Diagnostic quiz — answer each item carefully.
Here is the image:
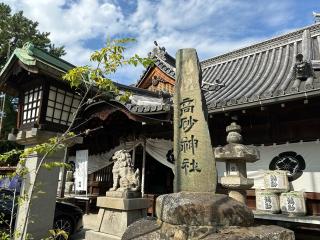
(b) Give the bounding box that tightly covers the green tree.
[0,2,66,68]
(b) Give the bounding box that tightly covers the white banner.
[74,150,88,192]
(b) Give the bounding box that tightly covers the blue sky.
[3,0,320,85]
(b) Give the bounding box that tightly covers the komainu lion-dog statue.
[109,149,140,192]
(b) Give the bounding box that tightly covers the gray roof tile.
[202,23,320,111]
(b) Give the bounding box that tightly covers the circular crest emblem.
[269,151,305,181]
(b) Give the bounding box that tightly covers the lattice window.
[45,86,81,125]
[22,87,42,124]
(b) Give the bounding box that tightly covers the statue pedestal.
[86,196,149,240]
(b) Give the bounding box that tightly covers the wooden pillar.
[141,138,146,197]
[132,137,136,166]
[58,147,68,198]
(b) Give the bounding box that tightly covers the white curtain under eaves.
[69,138,174,175]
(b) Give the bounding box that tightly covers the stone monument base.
[123,218,295,240]
[86,196,150,240]
[122,192,294,240]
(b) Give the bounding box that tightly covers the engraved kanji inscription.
[181,158,201,175]
[180,135,199,154]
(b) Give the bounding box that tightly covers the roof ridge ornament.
[148,41,167,61]
[22,42,35,56]
[293,53,314,81]
[313,11,320,23]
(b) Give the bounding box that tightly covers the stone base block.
[86,230,120,240]
[106,190,142,198]
[93,197,149,238]
[97,196,149,210]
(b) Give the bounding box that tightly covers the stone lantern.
[214,122,259,204]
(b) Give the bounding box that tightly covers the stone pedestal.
[86,197,149,240]
[123,219,295,240]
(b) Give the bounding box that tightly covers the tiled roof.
[125,103,171,114]
[85,88,172,116]
[137,43,176,86]
[201,23,320,111]
[115,83,172,114]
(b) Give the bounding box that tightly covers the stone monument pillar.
[174,48,216,192]
[86,150,149,240]
[214,122,259,204]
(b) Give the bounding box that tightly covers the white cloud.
[3,0,302,84]
[3,0,125,65]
